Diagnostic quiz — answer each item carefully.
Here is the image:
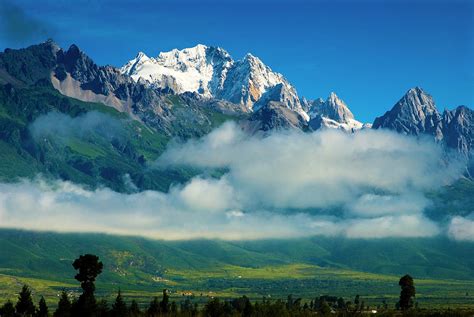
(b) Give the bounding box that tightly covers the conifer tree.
[160,289,170,313]
[128,300,141,317]
[96,299,110,317]
[54,291,71,317]
[0,300,15,317]
[111,290,128,317]
[36,296,49,317]
[15,285,36,317]
[147,297,160,317]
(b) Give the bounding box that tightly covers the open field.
[1,263,473,309]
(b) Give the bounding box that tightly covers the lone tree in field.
[398,274,416,310]
[15,285,36,317]
[71,254,103,317]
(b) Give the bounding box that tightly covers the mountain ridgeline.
[373,87,473,157]
[0,40,473,192]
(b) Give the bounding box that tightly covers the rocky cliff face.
[442,106,474,156]
[248,101,308,132]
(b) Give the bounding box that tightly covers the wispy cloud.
[29,111,124,140]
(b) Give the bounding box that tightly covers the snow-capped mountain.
[121,44,233,98]
[307,92,369,131]
[121,44,306,118]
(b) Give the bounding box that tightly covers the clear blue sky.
[1,0,473,122]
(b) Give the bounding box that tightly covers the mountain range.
[0,41,473,304]
[0,40,472,190]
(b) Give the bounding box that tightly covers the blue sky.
[0,0,473,122]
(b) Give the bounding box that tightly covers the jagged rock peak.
[309,92,354,123]
[372,87,443,137]
[401,86,438,114]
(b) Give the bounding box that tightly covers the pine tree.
[147,297,160,317]
[54,291,71,317]
[128,300,141,317]
[170,301,178,315]
[111,290,128,317]
[15,285,36,317]
[96,299,110,317]
[160,289,170,313]
[0,300,15,317]
[36,296,49,317]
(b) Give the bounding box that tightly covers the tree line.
[0,254,471,317]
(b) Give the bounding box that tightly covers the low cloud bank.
[0,178,441,240]
[0,121,468,240]
[157,122,461,213]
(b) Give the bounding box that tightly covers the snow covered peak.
[309,92,354,122]
[308,92,368,132]
[157,44,210,69]
[243,52,260,62]
[121,44,233,97]
[136,51,149,60]
[121,44,305,115]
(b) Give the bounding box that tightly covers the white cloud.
[157,121,461,212]
[344,215,440,238]
[448,215,474,241]
[0,121,467,240]
[0,179,332,240]
[29,111,124,140]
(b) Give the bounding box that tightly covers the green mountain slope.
[0,82,198,192]
[1,230,473,282]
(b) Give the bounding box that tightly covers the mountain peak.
[310,92,354,122]
[399,86,438,114]
[407,86,426,94]
[242,53,265,66]
[135,51,149,60]
[121,45,301,112]
[244,52,256,59]
[67,44,82,54]
[158,44,208,61]
[373,87,442,136]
